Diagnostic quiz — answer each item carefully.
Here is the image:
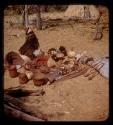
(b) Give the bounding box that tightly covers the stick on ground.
[4,104,44,121]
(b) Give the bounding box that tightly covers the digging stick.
[4,104,44,121]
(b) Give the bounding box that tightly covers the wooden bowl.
[33,78,48,86]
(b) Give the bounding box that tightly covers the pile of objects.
[4,27,109,86]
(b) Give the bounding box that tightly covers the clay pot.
[35,55,49,62]
[33,71,48,86]
[39,66,50,73]
[18,73,29,84]
[33,78,48,86]
[46,74,55,83]
[9,65,18,78]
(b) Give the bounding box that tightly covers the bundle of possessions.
[4,27,109,121]
[4,27,109,87]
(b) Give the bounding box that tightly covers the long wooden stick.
[55,66,89,83]
[4,88,45,97]
[4,104,44,121]
[4,94,48,121]
[88,63,104,80]
[84,62,104,79]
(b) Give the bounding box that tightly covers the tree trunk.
[84,5,90,20]
[22,8,25,26]
[25,5,29,28]
[36,5,42,30]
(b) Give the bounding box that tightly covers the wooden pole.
[4,104,44,121]
[36,5,42,30]
[25,5,29,28]
[4,94,47,121]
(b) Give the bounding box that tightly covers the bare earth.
[4,12,109,121]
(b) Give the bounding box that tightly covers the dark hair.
[59,46,67,56]
[48,48,56,54]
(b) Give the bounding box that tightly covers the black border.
[1,0,112,124]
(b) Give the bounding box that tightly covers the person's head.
[25,26,34,35]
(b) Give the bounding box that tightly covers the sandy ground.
[4,12,109,121]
